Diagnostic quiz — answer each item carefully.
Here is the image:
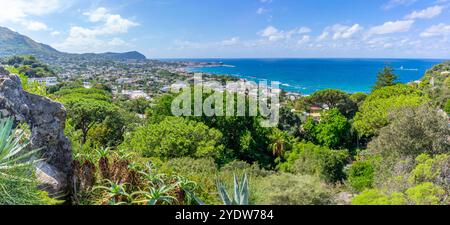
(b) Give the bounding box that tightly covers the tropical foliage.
[3,57,450,206]
[0,118,57,205]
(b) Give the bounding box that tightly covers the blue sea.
[179,58,446,95]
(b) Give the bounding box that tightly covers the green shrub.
[444,99,450,114]
[405,182,446,205]
[121,117,224,159]
[408,153,450,186]
[278,142,349,183]
[353,154,450,205]
[351,189,406,205]
[154,158,272,205]
[368,105,450,160]
[353,84,427,137]
[302,109,352,149]
[347,160,374,192]
[254,173,333,205]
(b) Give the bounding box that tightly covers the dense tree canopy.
[419,62,450,108]
[353,84,428,138]
[55,87,126,146]
[303,109,352,149]
[278,142,349,183]
[278,106,302,136]
[306,89,357,118]
[63,99,121,144]
[349,92,367,108]
[373,66,398,91]
[147,92,275,167]
[352,153,450,205]
[2,55,56,78]
[5,56,448,206]
[121,117,224,159]
[368,105,450,159]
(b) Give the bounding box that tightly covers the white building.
[28,77,58,87]
[122,90,151,100]
[83,82,92,89]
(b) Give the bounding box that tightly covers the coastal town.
[7,55,449,123]
[14,56,303,105]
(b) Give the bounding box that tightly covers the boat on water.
[398,66,419,71]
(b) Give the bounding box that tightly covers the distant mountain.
[0,26,146,61]
[0,27,62,58]
[79,51,147,61]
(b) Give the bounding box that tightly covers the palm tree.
[268,129,294,157]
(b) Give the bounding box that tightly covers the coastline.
[181,65,309,97]
[176,58,446,95]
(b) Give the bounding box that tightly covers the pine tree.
[373,66,398,91]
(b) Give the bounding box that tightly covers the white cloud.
[329,24,363,40]
[405,5,444,20]
[84,7,109,23]
[82,7,139,35]
[367,20,414,36]
[221,37,240,46]
[0,0,65,31]
[55,7,138,53]
[297,27,312,34]
[257,8,267,15]
[108,37,127,46]
[258,26,311,42]
[297,35,311,45]
[259,26,287,41]
[315,24,362,42]
[23,21,48,31]
[382,0,417,10]
[0,0,63,22]
[50,31,61,36]
[317,31,329,41]
[420,23,450,37]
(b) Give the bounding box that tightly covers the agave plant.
[0,118,41,181]
[96,147,110,179]
[174,176,205,205]
[0,117,55,205]
[96,147,110,159]
[115,148,133,160]
[93,180,131,205]
[216,173,249,205]
[132,185,176,205]
[138,162,165,186]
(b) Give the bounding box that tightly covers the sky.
[0,0,450,59]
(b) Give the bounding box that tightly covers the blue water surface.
[173,58,446,94]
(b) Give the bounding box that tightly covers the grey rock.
[0,66,73,195]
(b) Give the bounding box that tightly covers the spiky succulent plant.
[216,173,249,205]
[0,117,56,205]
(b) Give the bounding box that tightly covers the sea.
[177,58,446,95]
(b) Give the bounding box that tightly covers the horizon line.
[153,57,450,61]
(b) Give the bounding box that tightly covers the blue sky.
[0,0,449,58]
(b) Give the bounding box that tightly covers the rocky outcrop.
[0,66,72,195]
